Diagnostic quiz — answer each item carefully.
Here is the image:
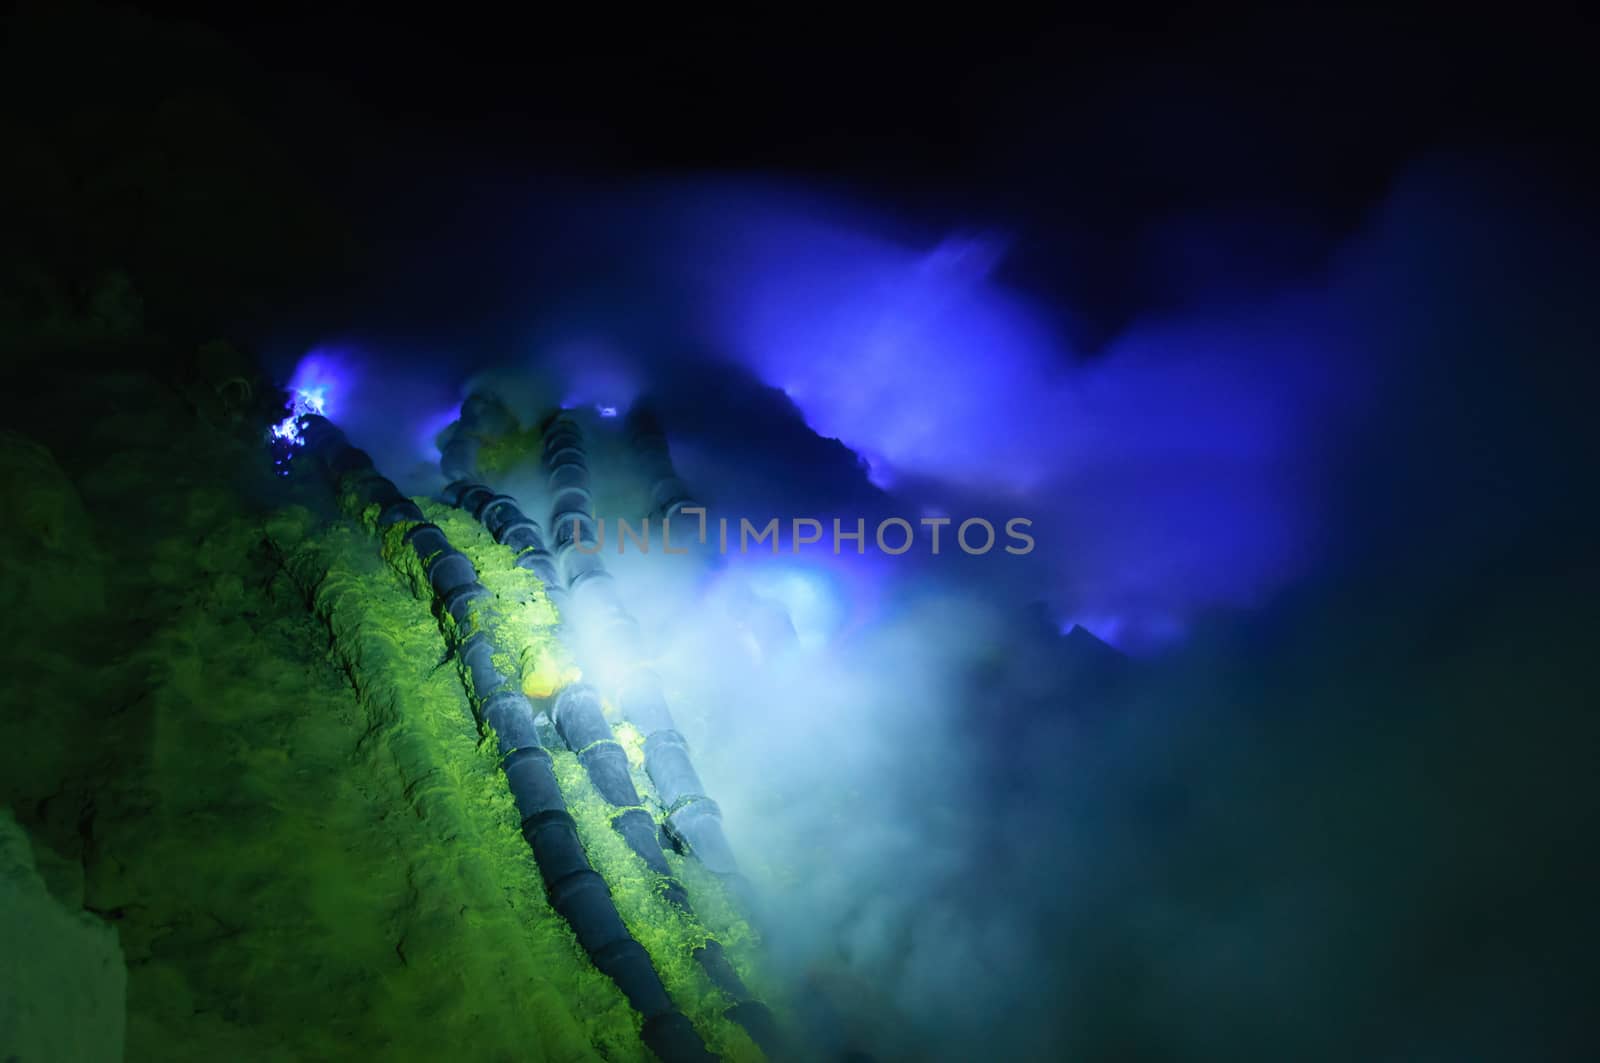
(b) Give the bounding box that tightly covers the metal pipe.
[623,404,698,520]
[441,398,781,1056]
[440,477,682,897]
[538,413,746,881]
[297,413,716,1063]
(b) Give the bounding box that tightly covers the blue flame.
[285,350,351,415]
[268,387,329,475]
[268,349,353,474]
[640,186,1387,651]
[271,387,327,446]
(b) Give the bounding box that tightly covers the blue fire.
[271,387,327,446]
[634,184,1385,651]
[268,387,329,474]
[268,349,352,473]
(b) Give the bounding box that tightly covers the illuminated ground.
[0,372,762,1061]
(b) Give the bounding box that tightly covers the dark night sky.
[98,4,1598,341]
[157,7,1585,178]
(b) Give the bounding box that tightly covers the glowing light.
[285,348,352,420]
[597,405,618,418]
[270,386,327,448]
[268,348,354,469]
[858,451,895,489]
[416,406,461,461]
[546,338,643,412]
[1056,613,1186,656]
[663,191,1368,646]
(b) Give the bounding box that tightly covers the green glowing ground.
[359,494,772,1062]
[0,373,768,1060]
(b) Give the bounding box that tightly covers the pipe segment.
[623,404,698,520]
[544,686,770,1047]
[440,478,569,620]
[585,404,877,1063]
[296,413,716,1063]
[537,414,747,881]
[442,399,782,1056]
[543,417,612,595]
[435,476,686,889]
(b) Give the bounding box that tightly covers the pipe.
[617,409,889,1063]
[296,414,716,1063]
[441,399,782,1056]
[538,413,748,883]
[618,408,890,1063]
[440,478,681,896]
[623,404,698,520]
[442,478,570,620]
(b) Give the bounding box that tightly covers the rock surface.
[0,807,127,1062]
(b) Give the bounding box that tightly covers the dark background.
[7,2,1594,356]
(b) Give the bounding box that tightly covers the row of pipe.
[441,480,677,881]
[440,397,780,1054]
[295,413,718,1063]
[609,408,887,1063]
[537,411,745,880]
[450,394,889,1063]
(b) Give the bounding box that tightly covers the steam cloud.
[264,155,1594,1060]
